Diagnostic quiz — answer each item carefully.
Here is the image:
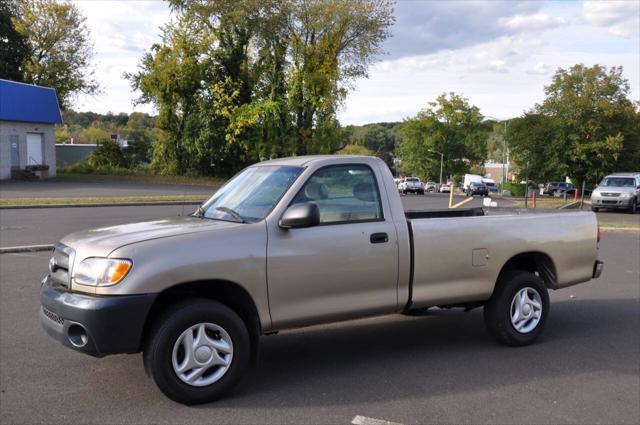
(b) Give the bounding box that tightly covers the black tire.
[591,206,599,212]
[629,199,637,214]
[419,190,425,195]
[483,271,549,346]
[144,299,251,405]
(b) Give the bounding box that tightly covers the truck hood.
[60,216,243,256]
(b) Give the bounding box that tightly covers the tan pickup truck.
[40,155,603,404]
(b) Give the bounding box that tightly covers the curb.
[0,201,203,210]
[0,244,54,254]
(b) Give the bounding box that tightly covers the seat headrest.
[353,182,376,202]
[305,182,329,200]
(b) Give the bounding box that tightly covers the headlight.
[73,257,132,287]
[619,192,632,199]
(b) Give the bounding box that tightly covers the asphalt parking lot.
[0,231,638,424]
[1,184,639,423]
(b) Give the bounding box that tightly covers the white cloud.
[500,13,568,32]
[582,0,640,38]
[527,62,551,75]
[71,0,172,113]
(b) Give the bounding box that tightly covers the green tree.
[288,0,394,155]
[80,126,111,144]
[131,0,393,176]
[397,93,488,181]
[14,0,98,108]
[505,114,567,184]
[0,0,28,81]
[128,13,206,174]
[511,64,639,185]
[87,140,126,168]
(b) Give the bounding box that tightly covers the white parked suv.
[398,177,424,195]
[591,172,640,213]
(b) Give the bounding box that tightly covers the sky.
[72,0,640,125]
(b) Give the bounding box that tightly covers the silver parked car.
[591,173,640,213]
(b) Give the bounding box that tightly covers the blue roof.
[0,79,63,124]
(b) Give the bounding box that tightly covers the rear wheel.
[144,299,250,405]
[484,271,549,346]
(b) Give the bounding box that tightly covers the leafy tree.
[14,0,98,108]
[504,114,567,184]
[129,13,206,174]
[397,93,488,182]
[87,140,126,168]
[287,0,394,155]
[509,64,639,185]
[0,0,28,81]
[80,126,111,144]
[130,0,394,175]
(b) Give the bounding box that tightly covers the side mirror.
[279,203,320,229]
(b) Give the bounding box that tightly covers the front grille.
[42,307,64,325]
[602,193,620,197]
[49,244,74,289]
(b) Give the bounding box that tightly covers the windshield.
[599,177,636,188]
[198,165,302,223]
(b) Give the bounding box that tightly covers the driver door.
[266,164,399,329]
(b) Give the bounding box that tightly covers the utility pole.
[429,149,444,185]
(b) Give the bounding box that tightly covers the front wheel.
[591,206,599,212]
[144,299,250,405]
[629,199,637,214]
[484,271,549,346]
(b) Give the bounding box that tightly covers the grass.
[501,197,579,209]
[57,172,225,187]
[0,195,208,207]
[599,222,640,230]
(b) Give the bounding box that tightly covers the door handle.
[370,232,389,244]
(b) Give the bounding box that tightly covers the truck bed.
[404,208,598,308]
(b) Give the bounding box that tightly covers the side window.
[292,164,383,224]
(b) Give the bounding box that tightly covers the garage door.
[26,133,44,165]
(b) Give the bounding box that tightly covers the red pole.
[532,191,537,208]
[574,187,579,201]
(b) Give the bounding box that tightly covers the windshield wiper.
[215,206,246,223]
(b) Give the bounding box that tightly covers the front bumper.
[40,276,157,357]
[591,196,634,209]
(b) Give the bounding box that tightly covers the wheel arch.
[141,279,263,362]
[495,251,557,291]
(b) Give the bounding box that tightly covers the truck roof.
[255,155,380,167]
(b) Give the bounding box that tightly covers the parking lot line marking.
[352,415,403,425]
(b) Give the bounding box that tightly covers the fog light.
[67,324,88,347]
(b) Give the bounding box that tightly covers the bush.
[502,182,526,197]
[87,140,126,168]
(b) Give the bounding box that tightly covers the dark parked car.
[467,181,489,196]
[544,182,575,196]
